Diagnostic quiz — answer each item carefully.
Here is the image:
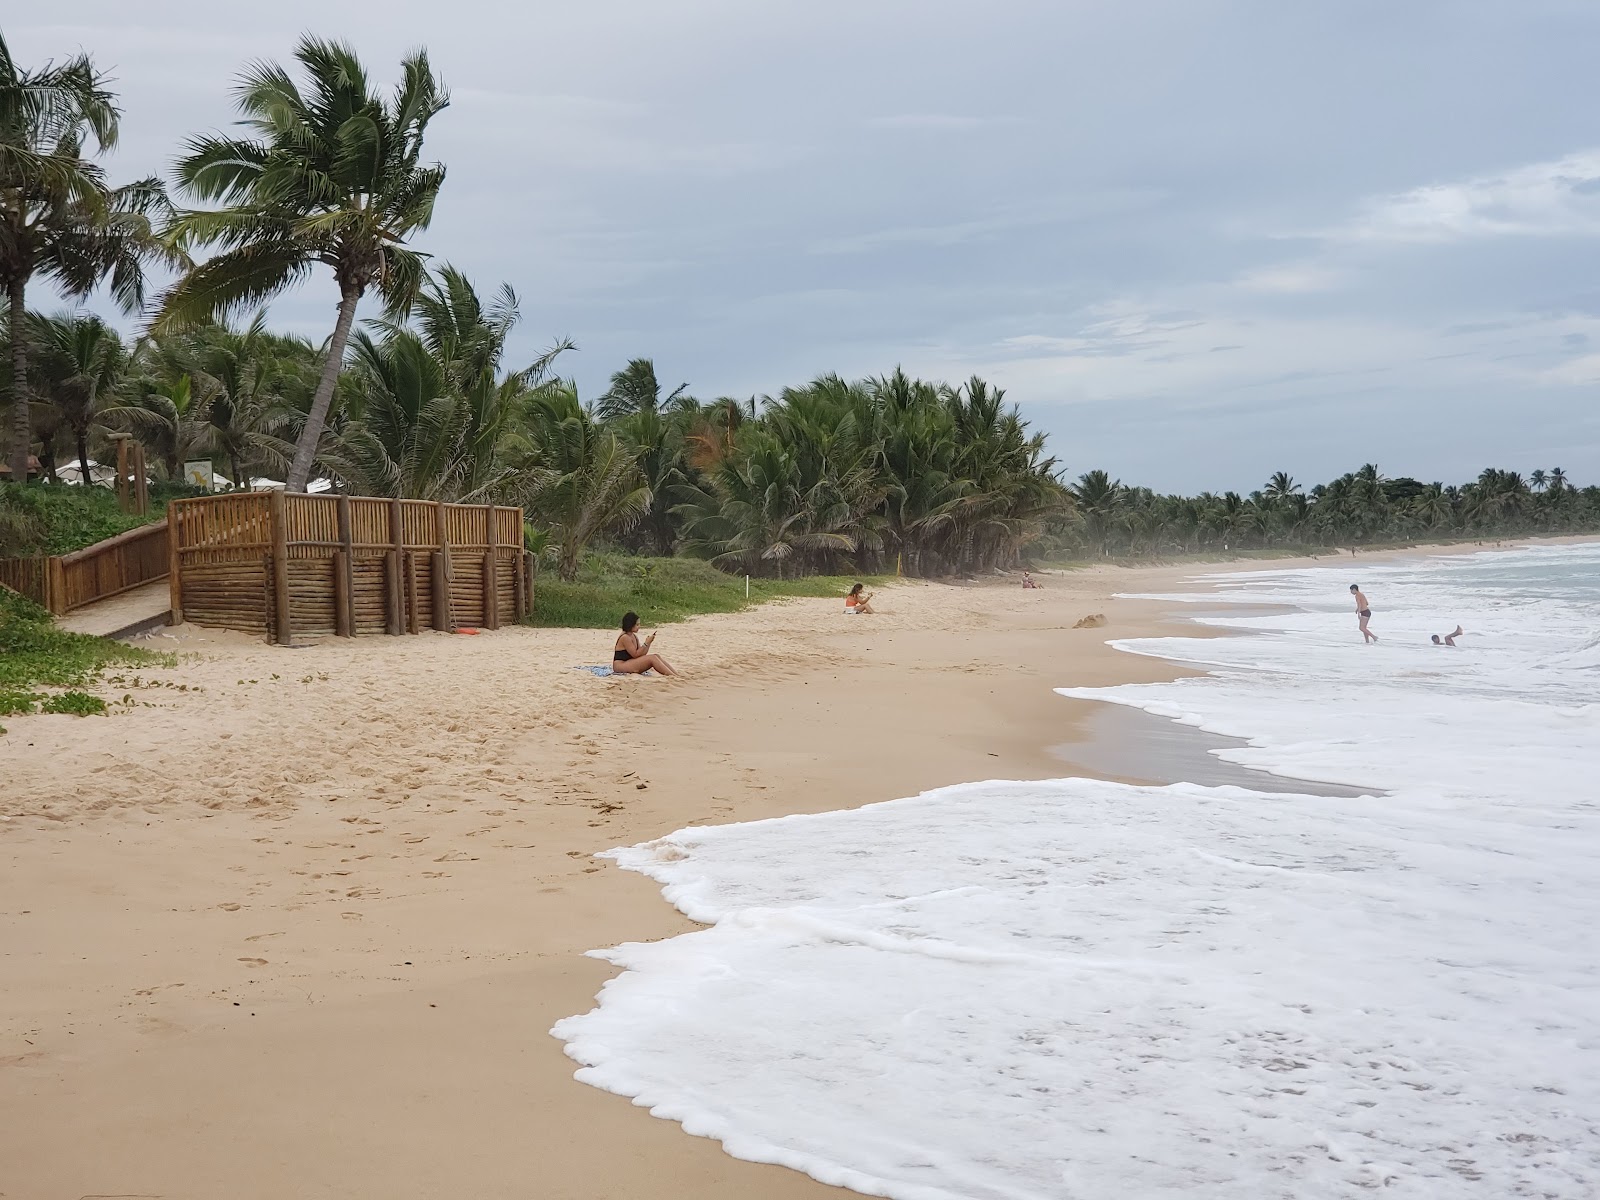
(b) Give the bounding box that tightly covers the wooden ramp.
[58,580,172,640]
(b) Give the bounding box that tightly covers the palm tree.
[1530,468,1548,492]
[1548,467,1567,493]
[1263,471,1299,501]
[522,385,650,580]
[160,36,449,493]
[1,32,171,481]
[331,267,570,501]
[27,311,131,484]
[595,358,688,422]
[1069,469,1123,555]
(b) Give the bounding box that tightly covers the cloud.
[1335,150,1600,243]
[865,114,994,132]
[1234,263,1346,294]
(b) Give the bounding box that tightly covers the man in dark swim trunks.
[1349,584,1377,643]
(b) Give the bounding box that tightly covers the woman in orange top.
[844,583,876,614]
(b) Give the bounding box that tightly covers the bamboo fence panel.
[167,492,531,643]
[0,556,48,607]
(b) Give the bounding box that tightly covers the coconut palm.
[1264,471,1300,501]
[522,385,650,580]
[1069,469,1124,555]
[27,311,132,484]
[159,36,449,493]
[1,33,172,481]
[331,267,571,501]
[595,358,688,422]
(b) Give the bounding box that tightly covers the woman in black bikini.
[613,611,680,676]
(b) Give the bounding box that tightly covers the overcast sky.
[12,0,1600,492]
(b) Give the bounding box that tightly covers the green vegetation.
[529,554,879,629]
[0,481,185,556]
[0,585,168,733]
[1042,464,1599,559]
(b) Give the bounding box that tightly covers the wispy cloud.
[1335,151,1600,243]
[1234,262,1346,294]
[865,113,1000,132]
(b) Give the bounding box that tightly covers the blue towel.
[572,664,616,677]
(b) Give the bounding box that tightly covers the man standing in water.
[1350,583,1377,643]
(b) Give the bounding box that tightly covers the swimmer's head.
[1349,584,1360,592]
[1431,634,1442,644]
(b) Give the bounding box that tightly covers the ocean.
[552,543,1600,1199]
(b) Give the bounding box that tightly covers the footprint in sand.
[218,902,242,911]
[237,957,268,966]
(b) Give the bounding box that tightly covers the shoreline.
[0,539,1572,1198]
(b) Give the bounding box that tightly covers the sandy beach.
[0,544,1567,1199]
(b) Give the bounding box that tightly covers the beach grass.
[528,553,881,628]
[0,586,172,733]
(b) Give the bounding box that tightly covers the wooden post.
[114,436,131,512]
[431,551,451,631]
[512,539,526,622]
[46,556,67,615]
[167,502,183,625]
[406,552,422,635]
[434,500,453,631]
[388,497,406,634]
[483,505,500,630]
[524,550,536,620]
[332,550,352,637]
[335,495,355,637]
[269,488,292,645]
[131,441,149,515]
[384,550,403,635]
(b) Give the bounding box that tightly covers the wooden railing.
[169,492,532,644]
[0,521,169,615]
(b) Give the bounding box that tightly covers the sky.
[12,0,1600,493]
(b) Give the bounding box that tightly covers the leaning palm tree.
[1,32,172,481]
[159,36,449,493]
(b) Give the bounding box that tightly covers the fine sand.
[0,545,1554,1198]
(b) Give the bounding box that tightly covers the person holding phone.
[613,611,680,675]
[845,583,876,614]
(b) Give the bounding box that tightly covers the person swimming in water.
[1349,584,1377,643]
[1431,625,1465,647]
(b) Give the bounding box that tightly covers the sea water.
[552,544,1600,1200]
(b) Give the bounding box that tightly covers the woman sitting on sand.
[845,583,876,615]
[613,612,680,676]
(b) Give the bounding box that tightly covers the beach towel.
[571,664,616,677]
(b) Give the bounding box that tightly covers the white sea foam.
[553,544,1600,1199]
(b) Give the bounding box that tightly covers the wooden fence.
[169,492,532,643]
[0,521,170,615]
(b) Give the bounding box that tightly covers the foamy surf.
[553,544,1600,1199]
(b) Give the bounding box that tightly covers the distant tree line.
[3,33,1595,578]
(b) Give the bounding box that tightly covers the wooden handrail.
[57,520,165,566]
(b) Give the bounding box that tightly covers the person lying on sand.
[845,583,876,614]
[1021,571,1043,589]
[613,611,680,675]
[1431,625,1465,647]
[1350,584,1377,643]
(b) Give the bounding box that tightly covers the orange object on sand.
[457,628,480,635]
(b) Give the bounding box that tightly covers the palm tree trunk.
[8,277,31,483]
[75,427,92,488]
[286,284,361,493]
